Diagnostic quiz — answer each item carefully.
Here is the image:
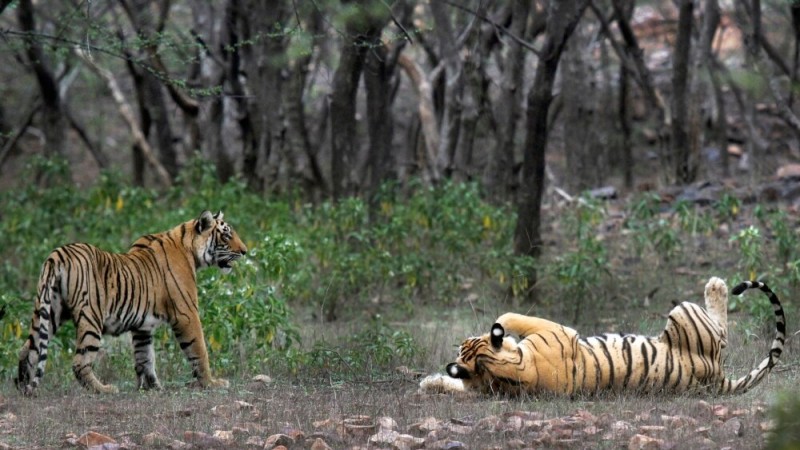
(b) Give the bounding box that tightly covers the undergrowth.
[0,155,794,390]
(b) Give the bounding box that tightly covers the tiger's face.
[446,323,525,393]
[194,210,247,274]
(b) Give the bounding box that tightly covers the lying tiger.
[421,277,785,396]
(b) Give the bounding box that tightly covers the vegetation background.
[0,0,799,448]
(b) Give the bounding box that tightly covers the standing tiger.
[17,210,247,395]
[422,277,785,396]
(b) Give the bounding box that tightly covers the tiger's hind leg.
[72,320,118,394]
[132,329,161,390]
[704,277,728,347]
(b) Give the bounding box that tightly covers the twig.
[441,0,540,56]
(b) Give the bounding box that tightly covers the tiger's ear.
[446,363,471,379]
[213,210,224,221]
[196,210,215,233]
[490,323,504,349]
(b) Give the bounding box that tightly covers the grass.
[0,156,798,448]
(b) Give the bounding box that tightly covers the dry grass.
[1,305,796,449]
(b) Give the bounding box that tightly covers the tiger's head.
[446,323,526,394]
[194,210,247,274]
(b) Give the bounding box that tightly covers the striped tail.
[17,259,58,395]
[719,280,785,394]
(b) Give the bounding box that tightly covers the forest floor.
[0,300,797,450]
[0,354,796,449]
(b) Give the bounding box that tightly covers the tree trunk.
[429,1,464,178]
[489,0,530,201]
[514,0,589,270]
[672,0,694,184]
[121,0,179,180]
[329,1,387,200]
[563,19,598,193]
[17,0,66,158]
[364,42,395,205]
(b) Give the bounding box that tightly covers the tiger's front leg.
[132,329,161,390]
[495,313,575,339]
[172,316,228,389]
[73,320,119,394]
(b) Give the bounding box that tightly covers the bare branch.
[76,49,172,187]
[442,0,540,56]
[0,101,40,170]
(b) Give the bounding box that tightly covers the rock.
[183,431,228,449]
[264,433,294,448]
[777,163,800,180]
[712,404,729,419]
[589,186,618,200]
[70,431,116,448]
[369,429,398,446]
[628,433,664,450]
[212,430,233,442]
[343,415,377,437]
[409,417,441,433]
[429,440,467,450]
[722,418,744,437]
[378,416,398,431]
[309,437,333,450]
[252,374,272,383]
[612,420,634,433]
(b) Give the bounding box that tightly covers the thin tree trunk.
[364,42,394,206]
[672,0,694,184]
[329,1,387,200]
[489,0,530,200]
[429,1,464,178]
[17,0,65,157]
[121,0,179,179]
[514,0,589,283]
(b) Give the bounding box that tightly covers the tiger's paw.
[93,383,119,394]
[705,276,728,303]
[207,377,230,389]
[188,377,230,389]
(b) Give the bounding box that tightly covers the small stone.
[628,433,664,450]
[73,431,116,449]
[309,437,332,450]
[252,374,272,383]
[264,433,294,448]
[722,418,744,437]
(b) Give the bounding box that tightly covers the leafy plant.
[551,196,609,322]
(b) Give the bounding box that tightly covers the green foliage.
[730,225,763,282]
[294,316,421,381]
[766,391,800,450]
[624,192,681,261]
[0,156,524,385]
[550,196,609,322]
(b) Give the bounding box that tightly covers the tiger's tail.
[718,280,785,394]
[17,258,59,395]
